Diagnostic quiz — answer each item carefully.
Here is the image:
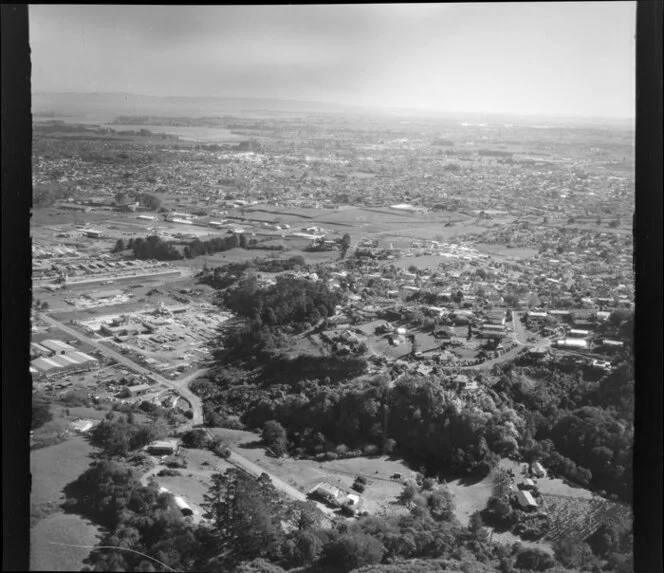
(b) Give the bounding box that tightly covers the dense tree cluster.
[223,275,341,330]
[128,235,183,261]
[184,234,241,259]
[88,413,169,457]
[492,360,634,501]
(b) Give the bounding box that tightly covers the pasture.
[30,436,101,571]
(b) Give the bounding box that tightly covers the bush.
[209,436,231,459]
[364,444,379,456]
[352,482,366,493]
[157,468,181,477]
[181,429,210,449]
[355,475,368,485]
[61,390,89,407]
[325,452,339,461]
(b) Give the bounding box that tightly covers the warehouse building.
[40,339,77,355]
[30,351,99,377]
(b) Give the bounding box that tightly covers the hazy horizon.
[30,3,636,120]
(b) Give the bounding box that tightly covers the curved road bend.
[37,312,206,425]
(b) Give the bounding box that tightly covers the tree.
[554,536,595,569]
[181,429,210,449]
[323,532,386,571]
[40,301,49,311]
[32,401,53,429]
[234,559,286,573]
[426,488,455,521]
[262,420,288,457]
[340,233,352,259]
[112,239,125,253]
[515,547,556,570]
[287,500,323,531]
[398,483,418,507]
[141,193,162,211]
[202,469,285,562]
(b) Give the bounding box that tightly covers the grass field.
[31,436,101,570]
[474,243,540,259]
[31,436,96,508]
[30,513,104,572]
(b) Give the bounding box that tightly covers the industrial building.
[30,351,99,377]
[39,339,77,355]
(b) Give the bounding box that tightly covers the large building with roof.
[30,350,99,377]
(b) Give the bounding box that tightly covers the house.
[122,383,152,398]
[519,478,535,490]
[310,482,343,504]
[516,490,538,510]
[531,462,546,477]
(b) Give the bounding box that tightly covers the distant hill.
[31,92,635,129]
[31,92,366,122]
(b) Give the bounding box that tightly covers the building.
[516,490,538,510]
[122,383,152,398]
[30,342,51,357]
[531,462,546,477]
[39,339,77,355]
[568,329,591,338]
[173,496,194,516]
[554,338,589,349]
[520,478,535,490]
[146,439,180,456]
[310,482,343,504]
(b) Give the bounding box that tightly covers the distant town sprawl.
[30,113,634,573]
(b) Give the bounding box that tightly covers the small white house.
[531,462,546,478]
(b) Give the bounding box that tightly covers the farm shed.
[146,440,180,456]
[516,490,538,510]
[173,496,194,516]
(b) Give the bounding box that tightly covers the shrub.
[181,429,210,449]
[352,482,366,493]
[325,452,339,461]
[157,468,181,477]
[355,475,368,485]
[364,444,379,456]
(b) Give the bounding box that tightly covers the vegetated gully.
[37,312,335,517]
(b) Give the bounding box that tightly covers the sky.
[29,3,636,119]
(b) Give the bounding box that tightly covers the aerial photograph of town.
[22,3,644,573]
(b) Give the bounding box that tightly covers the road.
[223,449,336,521]
[37,312,206,425]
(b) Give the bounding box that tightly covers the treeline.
[127,235,183,261]
[197,257,308,289]
[33,182,72,208]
